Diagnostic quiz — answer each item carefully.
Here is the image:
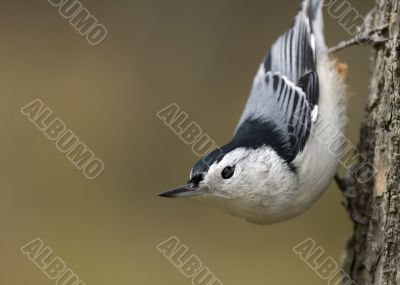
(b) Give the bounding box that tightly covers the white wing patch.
[310,34,316,59]
[311,105,319,123]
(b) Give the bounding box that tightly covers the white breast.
[285,54,347,219]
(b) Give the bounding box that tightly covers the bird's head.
[159,143,298,223]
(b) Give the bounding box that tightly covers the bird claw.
[335,173,368,225]
[356,24,390,46]
[335,173,354,192]
[349,208,369,225]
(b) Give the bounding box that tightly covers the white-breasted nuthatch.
[159,0,347,225]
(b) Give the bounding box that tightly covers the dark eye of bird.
[221,166,235,179]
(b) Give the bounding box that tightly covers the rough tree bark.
[343,0,400,284]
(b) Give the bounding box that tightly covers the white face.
[196,147,297,204]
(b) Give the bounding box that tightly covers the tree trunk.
[343,0,400,284]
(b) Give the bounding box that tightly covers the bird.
[159,0,347,225]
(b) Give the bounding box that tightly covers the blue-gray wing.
[234,1,320,162]
[235,70,318,162]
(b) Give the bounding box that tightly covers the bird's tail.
[264,0,326,81]
[301,0,327,54]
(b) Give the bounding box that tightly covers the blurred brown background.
[1,0,373,284]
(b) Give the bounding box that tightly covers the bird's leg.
[328,7,389,54]
[335,172,368,225]
[328,24,389,54]
[335,173,351,192]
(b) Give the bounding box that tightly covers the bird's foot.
[328,24,390,54]
[335,173,368,225]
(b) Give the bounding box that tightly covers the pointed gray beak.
[159,183,205,198]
